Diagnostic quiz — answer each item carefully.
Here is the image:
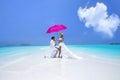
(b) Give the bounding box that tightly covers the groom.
[50,36,59,58]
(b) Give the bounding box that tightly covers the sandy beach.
[0,53,120,80]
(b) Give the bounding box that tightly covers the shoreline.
[0,45,120,80]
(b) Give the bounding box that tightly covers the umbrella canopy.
[46,24,67,33]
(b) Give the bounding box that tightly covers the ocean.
[67,45,120,59]
[0,45,120,66]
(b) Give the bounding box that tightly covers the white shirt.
[50,40,56,49]
[50,40,58,58]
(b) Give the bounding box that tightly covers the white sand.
[0,53,120,80]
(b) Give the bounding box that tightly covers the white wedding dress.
[59,42,81,59]
[49,38,81,59]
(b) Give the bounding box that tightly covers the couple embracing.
[50,32,64,58]
[50,32,81,59]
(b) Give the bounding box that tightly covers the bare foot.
[58,56,61,58]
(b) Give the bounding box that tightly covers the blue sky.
[0,0,120,46]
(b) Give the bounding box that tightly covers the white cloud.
[78,2,120,38]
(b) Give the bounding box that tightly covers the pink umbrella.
[46,24,67,33]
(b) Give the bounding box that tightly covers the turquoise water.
[0,46,47,57]
[68,45,120,59]
[0,45,120,66]
[0,46,49,66]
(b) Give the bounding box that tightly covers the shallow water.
[0,45,120,66]
[67,45,120,59]
[0,45,120,80]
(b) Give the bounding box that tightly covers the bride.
[57,32,81,59]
